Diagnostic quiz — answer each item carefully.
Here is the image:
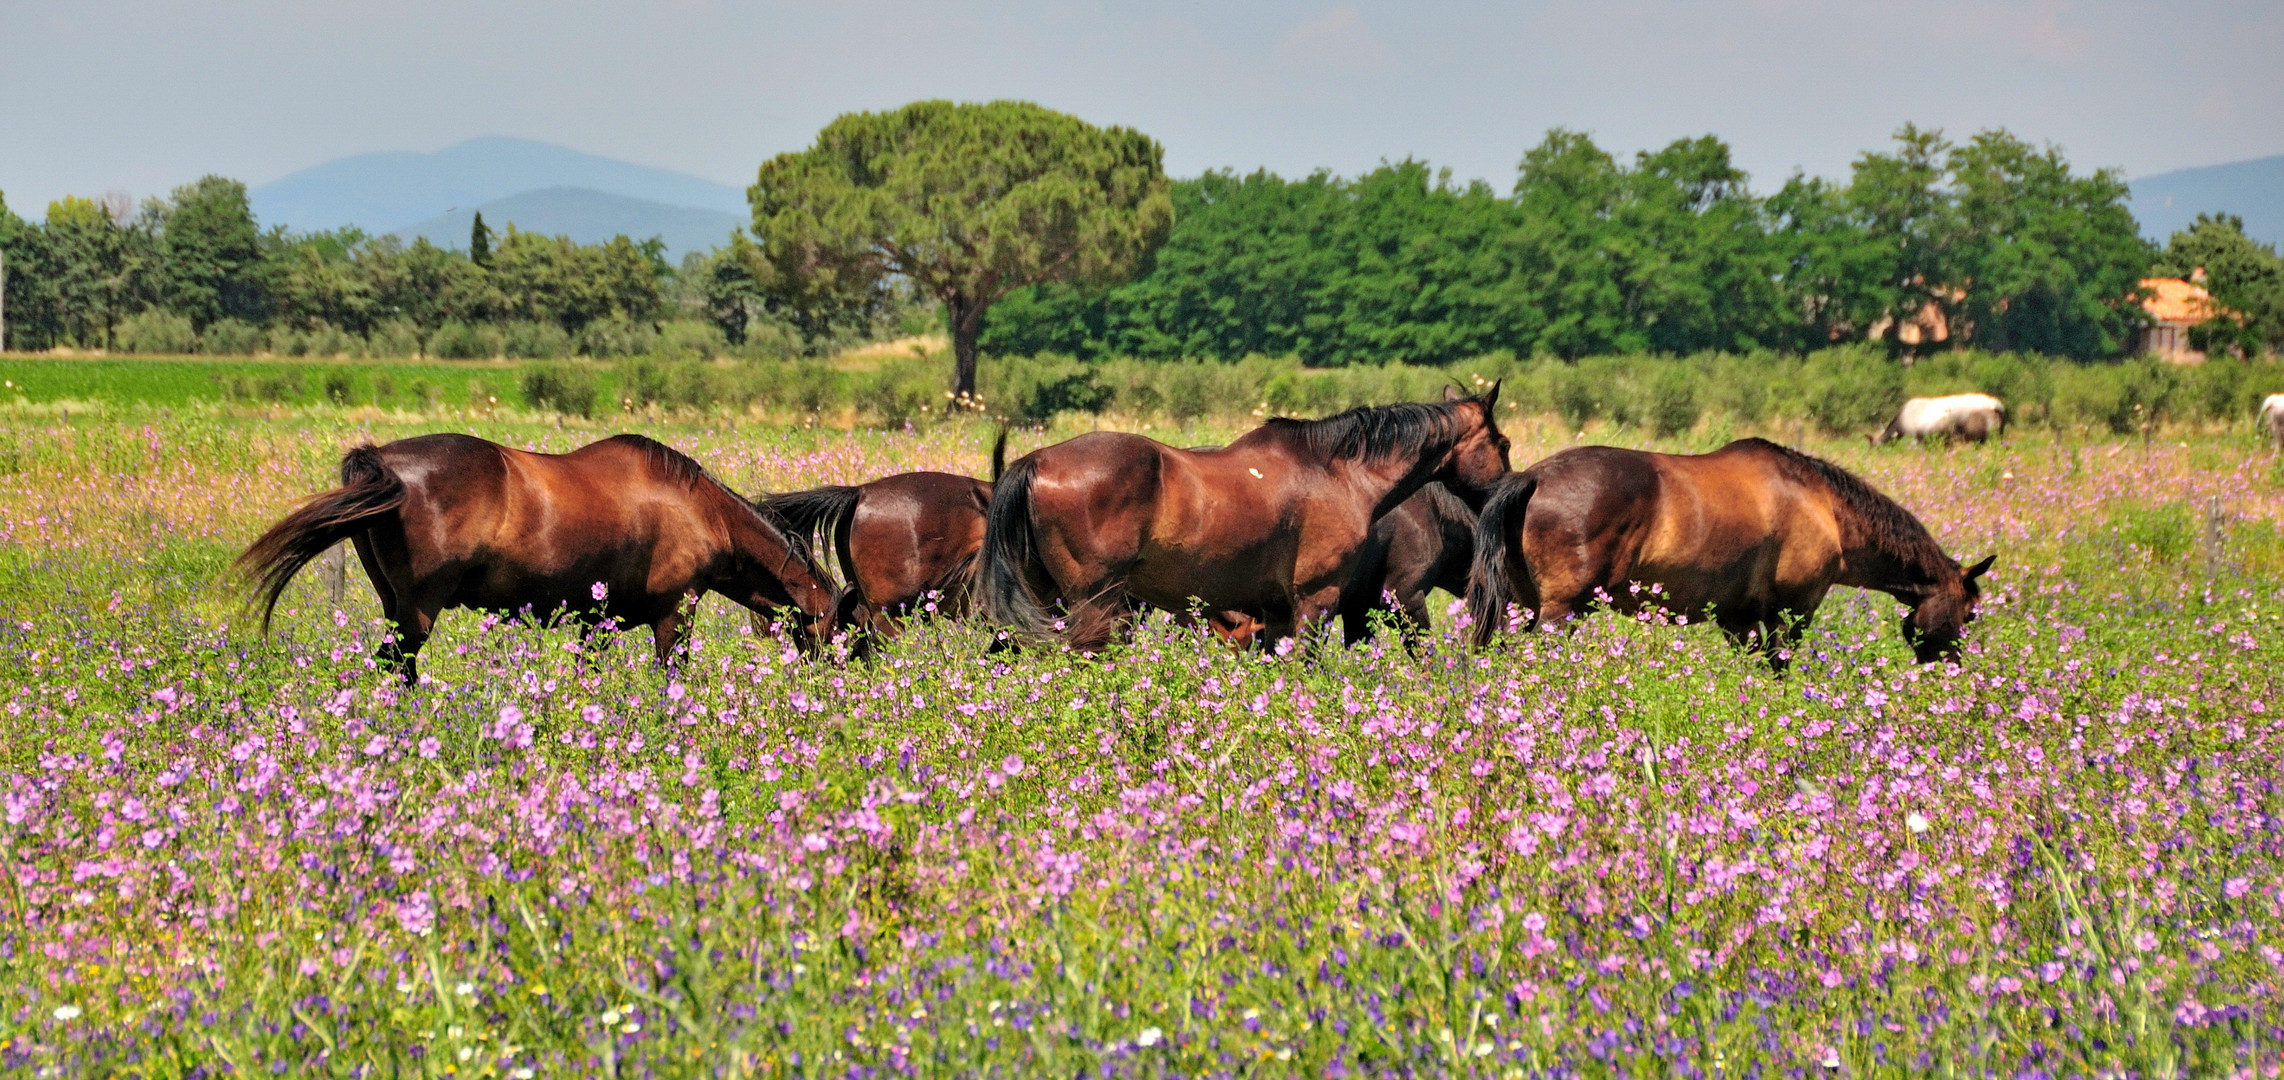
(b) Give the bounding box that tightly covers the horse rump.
[236,445,406,631]
[1465,473,1539,646]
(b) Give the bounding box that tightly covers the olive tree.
[750,100,1171,398]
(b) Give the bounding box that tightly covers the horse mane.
[1264,398,1471,466]
[601,434,823,577]
[1417,480,1473,521]
[1739,438,1952,580]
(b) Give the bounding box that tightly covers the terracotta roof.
[2141,278,2216,324]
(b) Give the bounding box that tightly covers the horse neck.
[715,485,823,603]
[1830,505,1954,603]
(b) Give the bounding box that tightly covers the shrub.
[115,311,198,355]
[429,321,504,360]
[856,356,945,428]
[657,321,728,362]
[983,355,1113,421]
[521,363,601,417]
[579,316,658,359]
[366,319,424,359]
[501,321,573,359]
[321,371,356,405]
[1802,346,1905,433]
[1644,364,1701,436]
[199,318,266,356]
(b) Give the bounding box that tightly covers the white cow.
[1874,393,2007,445]
[2262,393,2284,451]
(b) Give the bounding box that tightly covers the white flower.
[1905,812,1931,834]
[52,1004,81,1021]
[454,981,475,997]
[1136,1026,1164,1048]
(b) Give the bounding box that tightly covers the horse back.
[1645,443,1846,593]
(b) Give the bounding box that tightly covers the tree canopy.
[749,100,1173,395]
[983,126,2155,365]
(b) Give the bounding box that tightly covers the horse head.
[1902,553,1995,663]
[1439,382,1511,497]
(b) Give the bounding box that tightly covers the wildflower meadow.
[2,402,2281,1077]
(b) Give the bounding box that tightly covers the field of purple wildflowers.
[2,407,2282,1078]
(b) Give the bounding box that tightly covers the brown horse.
[237,433,837,683]
[982,386,1509,650]
[1336,481,1478,643]
[759,429,1007,645]
[1465,438,1992,664]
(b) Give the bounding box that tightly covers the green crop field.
[2,391,2282,1076]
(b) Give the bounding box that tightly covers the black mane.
[1266,398,1474,466]
[1741,438,1952,579]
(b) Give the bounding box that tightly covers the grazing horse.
[237,433,837,683]
[1466,438,1993,664]
[1874,394,2006,445]
[982,386,1509,650]
[2262,393,2284,451]
[760,429,1007,644]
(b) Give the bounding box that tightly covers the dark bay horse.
[1466,438,1993,664]
[760,429,1007,643]
[1199,481,1478,649]
[983,386,1509,650]
[237,433,837,683]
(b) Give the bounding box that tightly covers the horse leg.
[652,599,694,667]
[1287,584,1348,650]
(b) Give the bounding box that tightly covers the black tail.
[1466,472,1538,646]
[758,485,862,584]
[236,445,405,632]
[980,454,1054,637]
[989,424,1010,484]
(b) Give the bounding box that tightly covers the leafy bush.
[501,321,573,360]
[115,311,198,355]
[1803,346,1905,433]
[199,318,266,356]
[520,363,601,417]
[854,356,946,428]
[321,371,356,405]
[1644,364,1701,436]
[657,321,728,362]
[429,321,504,360]
[367,319,424,359]
[982,355,1113,421]
[579,316,658,359]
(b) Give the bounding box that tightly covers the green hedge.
[6,349,2280,435]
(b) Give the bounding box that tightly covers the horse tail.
[980,454,1054,637]
[989,424,1010,484]
[1465,472,1537,647]
[236,445,405,633]
[758,485,862,583]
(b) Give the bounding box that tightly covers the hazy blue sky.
[3,0,2279,215]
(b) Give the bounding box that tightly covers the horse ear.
[1483,379,1502,410]
[1443,385,1465,402]
[1964,554,1996,580]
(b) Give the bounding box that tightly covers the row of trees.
[5,103,2278,385]
[977,125,2176,364]
[0,180,840,356]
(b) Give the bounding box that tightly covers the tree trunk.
[948,295,984,400]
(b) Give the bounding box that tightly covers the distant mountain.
[248,136,747,236]
[392,187,743,261]
[2131,154,2284,248]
